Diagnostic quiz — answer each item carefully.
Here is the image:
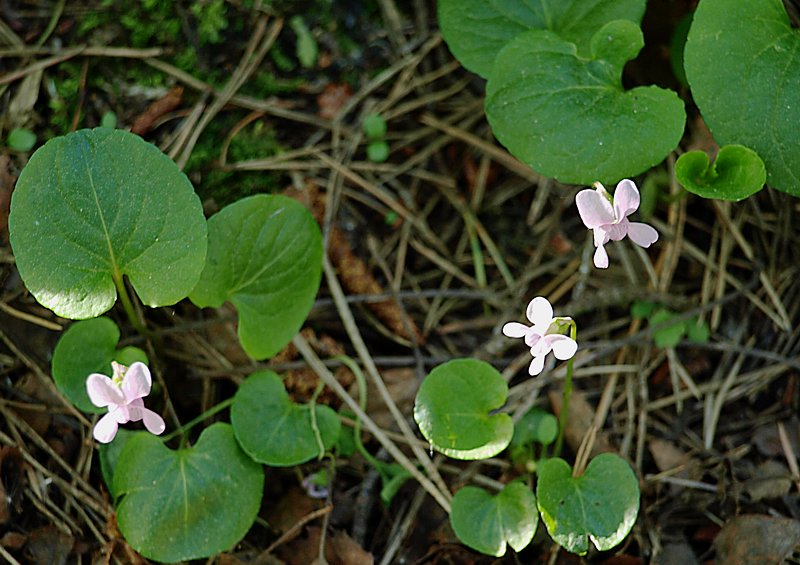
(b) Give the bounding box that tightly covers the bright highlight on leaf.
[485,22,686,185]
[450,482,538,557]
[189,194,323,360]
[413,359,513,460]
[231,371,340,466]
[114,424,264,563]
[438,0,646,78]
[537,453,640,555]
[684,0,800,196]
[675,145,766,201]
[8,128,208,319]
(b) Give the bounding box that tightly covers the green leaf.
[114,424,263,562]
[485,23,686,184]
[363,114,387,140]
[98,428,135,499]
[450,482,538,556]
[7,128,36,152]
[684,0,800,195]
[290,15,317,68]
[511,407,559,448]
[675,145,766,201]
[231,371,340,467]
[413,359,513,460]
[189,194,323,360]
[650,309,686,348]
[685,318,710,343]
[100,111,117,129]
[51,317,148,413]
[438,0,646,78]
[367,141,389,163]
[630,300,657,319]
[537,453,639,555]
[8,128,207,319]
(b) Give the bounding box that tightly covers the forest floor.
[1,1,800,564]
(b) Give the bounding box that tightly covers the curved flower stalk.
[502,297,577,376]
[575,179,659,268]
[86,361,165,443]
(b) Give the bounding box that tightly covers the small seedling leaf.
[650,309,685,348]
[363,114,387,140]
[450,482,538,556]
[189,194,323,360]
[51,317,149,413]
[114,424,264,562]
[511,407,559,448]
[684,0,800,195]
[537,453,639,555]
[485,23,686,184]
[7,128,36,152]
[9,128,208,319]
[367,141,389,163]
[231,371,340,466]
[675,145,766,201]
[413,359,513,460]
[438,0,645,78]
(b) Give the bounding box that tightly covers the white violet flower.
[86,361,166,443]
[502,296,578,376]
[575,179,659,269]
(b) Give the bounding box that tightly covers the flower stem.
[161,397,234,444]
[112,273,149,338]
[554,321,577,456]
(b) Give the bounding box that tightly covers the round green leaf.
[51,317,148,413]
[675,145,766,201]
[189,194,322,360]
[650,309,685,348]
[684,0,800,195]
[363,114,387,140]
[537,453,640,555]
[438,0,646,78]
[7,128,36,152]
[450,482,538,557]
[367,141,389,163]
[485,23,686,185]
[113,424,264,562]
[8,128,207,319]
[512,408,559,448]
[413,358,513,460]
[231,371,340,467]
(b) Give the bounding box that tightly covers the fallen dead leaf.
[317,83,352,120]
[714,514,800,564]
[277,526,373,565]
[130,86,184,136]
[549,388,613,457]
[25,525,73,565]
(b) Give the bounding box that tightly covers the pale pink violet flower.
[575,179,659,269]
[502,297,578,376]
[86,361,165,443]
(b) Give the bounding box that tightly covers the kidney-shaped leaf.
[537,453,640,555]
[675,145,766,201]
[485,21,686,185]
[9,128,207,319]
[438,0,646,78]
[450,482,538,557]
[189,194,322,360]
[113,424,264,562]
[231,371,340,467]
[51,317,148,413]
[414,358,512,460]
[684,0,800,196]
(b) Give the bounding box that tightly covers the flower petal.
[121,362,152,401]
[548,335,578,360]
[86,374,124,408]
[593,245,609,268]
[526,297,553,327]
[141,409,166,436]
[627,222,659,248]
[576,188,614,228]
[593,226,610,247]
[613,179,640,219]
[528,355,545,376]
[111,403,133,424]
[93,413,120,443]
[502,322,529,338]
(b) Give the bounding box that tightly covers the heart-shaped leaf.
[413,359,512,460]
[675,145,766,201]
[485,21,686,185]
[189,194,322,360]
[450,482,538,557]
[113,424,264,562]
[9,128,207,319]
[438,0,646,78]
[537,453,640,555]
[51,317,148,413]
[684,0,800,195]
[512,408,559,448]
[231,371,340,467]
